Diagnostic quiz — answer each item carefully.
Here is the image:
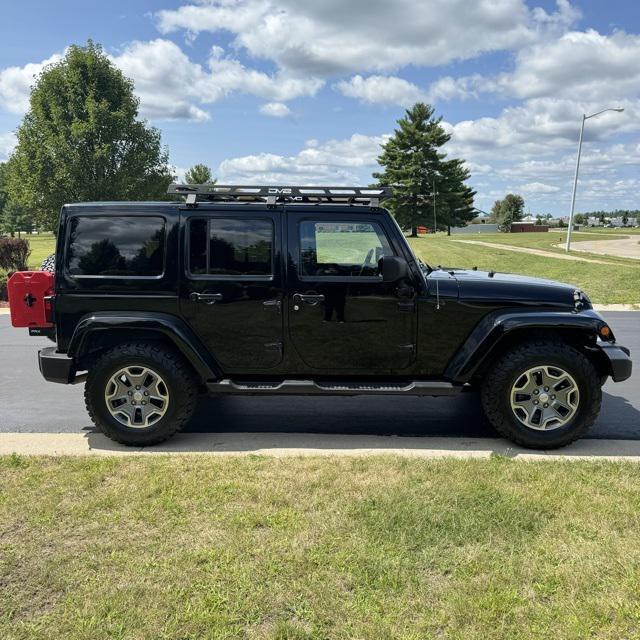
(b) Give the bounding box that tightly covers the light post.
[566,107,624,251]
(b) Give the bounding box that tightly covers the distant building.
[510,222,549,233]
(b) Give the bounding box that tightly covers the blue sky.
[1,0,639,215]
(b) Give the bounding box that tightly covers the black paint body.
[42,201,631,389]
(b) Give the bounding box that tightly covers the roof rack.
[167,184,392,208]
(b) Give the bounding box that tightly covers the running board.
[207,379,463,397]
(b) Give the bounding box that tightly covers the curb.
[2,432,640,461]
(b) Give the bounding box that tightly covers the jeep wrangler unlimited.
[8,184,632,448]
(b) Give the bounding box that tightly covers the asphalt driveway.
[0,312,638,439]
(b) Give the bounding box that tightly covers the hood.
[438,267,590,309]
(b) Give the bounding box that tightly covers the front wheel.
[85,342,197,446]
[481,340,601,449]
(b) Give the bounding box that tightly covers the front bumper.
[598,343,632,382]
[38,347,77,384]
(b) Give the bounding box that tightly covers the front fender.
[68,311,222,382]
[445,308,611,383]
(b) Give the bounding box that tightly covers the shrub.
[0,271,8,302]
[0,236,31,271]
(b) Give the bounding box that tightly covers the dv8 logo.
[268,188,292,195]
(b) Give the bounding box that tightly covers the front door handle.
[293,293,325,306]
[190,292,223,305]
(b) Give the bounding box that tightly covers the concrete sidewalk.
[3,432,640,461]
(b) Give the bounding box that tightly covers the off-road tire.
[481,339,601,449]
[85,342,197,446]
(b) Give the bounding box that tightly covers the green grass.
[23,233,55,269]
[409,234,640,304]
[2,456,640,639]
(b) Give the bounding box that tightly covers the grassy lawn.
[2,455,640,639]
[409,234,640,304]
[23,233,55,269]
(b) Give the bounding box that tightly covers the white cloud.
[426,75,487,102]
[518,181,561,194]
[259,102,292,117]
[156,0,579,75]
[110,39,322,121]
[0,131,16,161]
[498,30,640,102]
[0,53,62,114]
[335,75,426,107]
[218,133,389,183]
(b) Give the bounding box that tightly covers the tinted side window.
[66,216,165,277]
[189,218,273,276]
[299,221,393,278]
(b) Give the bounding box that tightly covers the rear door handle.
[190,292,223,304]
[293,293,325,306]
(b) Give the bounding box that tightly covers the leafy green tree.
[184,164,216,185]
[1,200,32,237]
[374,103,475,236]
[6,41,172,231]
[574,213,584,225]
[492,194,525,232]
[0,162,32,237]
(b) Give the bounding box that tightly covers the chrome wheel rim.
[509,365,580,431]
[105,366,170,428]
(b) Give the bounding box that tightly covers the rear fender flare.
[445,309,610,383]
[68,311,222,382]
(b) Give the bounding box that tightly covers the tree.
[0,162,32,237]
[6,41,172,231]
[1,200,32,237]
[574,213,584,225]
[374,103,475,236]
[492,194,525,232]
[184,164,216,185]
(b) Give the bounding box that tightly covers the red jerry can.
[7,271,55,328]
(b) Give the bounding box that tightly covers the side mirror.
[380,255,409,283]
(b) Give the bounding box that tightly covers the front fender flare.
[444,308,610,383]
[68,311,222,382]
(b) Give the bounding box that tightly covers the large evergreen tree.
[6,41,173,230]
[374,103,475,236]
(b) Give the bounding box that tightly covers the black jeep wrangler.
[9,185,632,448]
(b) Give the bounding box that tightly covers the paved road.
[1,313,638,439]
[569,235,640,261]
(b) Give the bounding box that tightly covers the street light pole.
[566,107,624,252]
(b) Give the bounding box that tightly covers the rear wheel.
[481,340,601,449]
[85,342,197,446]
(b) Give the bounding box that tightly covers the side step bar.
[207,379,463,397]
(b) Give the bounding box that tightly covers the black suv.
[11,185,632,448]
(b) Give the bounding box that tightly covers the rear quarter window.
[66,216,166,277]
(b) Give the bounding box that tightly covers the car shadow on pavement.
[82,390,640,455]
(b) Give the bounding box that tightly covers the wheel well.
[75,329,203,386]
[471,328,608,384]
